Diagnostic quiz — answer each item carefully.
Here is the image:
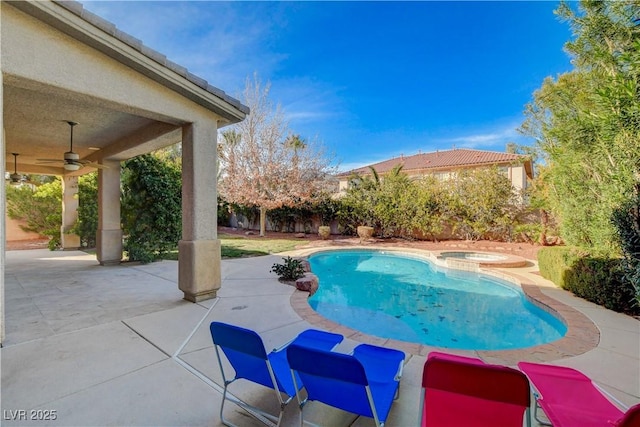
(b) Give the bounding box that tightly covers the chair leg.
[219,380,234,427]
[219,379,281,427]
[533,401,551,426]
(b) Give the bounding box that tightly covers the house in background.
[337,148,534,194]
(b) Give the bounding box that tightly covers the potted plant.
[318,225,331,240]
[357,225,374,240]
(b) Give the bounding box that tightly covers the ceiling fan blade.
[78,160,107,169]
[35,160,63,165]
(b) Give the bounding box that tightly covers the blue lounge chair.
[209,322,343,427]
[287,343,405,427]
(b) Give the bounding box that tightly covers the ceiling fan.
[8,152,25,185]
[37,121,105,171]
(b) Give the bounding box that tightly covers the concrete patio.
[1,247,639,426]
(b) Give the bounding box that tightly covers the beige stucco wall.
[2,5,226,131]
[509,164,527,191]
[337,162,529,194]
[5,214,45,241]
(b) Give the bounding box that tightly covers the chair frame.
[518,361,638,427]
[213,343,285,427]
[210,322,342,427]
[287,343,404,427]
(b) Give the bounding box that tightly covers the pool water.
[308,250,567,350]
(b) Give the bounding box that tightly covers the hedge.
[538,247,639,315]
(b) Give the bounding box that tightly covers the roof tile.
[52,0,246,114]
[341,149,529,176]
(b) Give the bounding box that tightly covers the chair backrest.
[423,352,530,407]
[618,403,640,427]
[210,322,276,389]
[422,352,530,427]
[287,344,375,418]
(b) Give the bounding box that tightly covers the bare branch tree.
[218,74,336,236]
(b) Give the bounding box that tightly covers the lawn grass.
[219,233,303,258]
[157,233,304,260]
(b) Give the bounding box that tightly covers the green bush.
[122,154,182,263]
[217,196,231,226]
[611,189,640,309]
[73,173,98,248]
[538,246,639,315]
[6,179,62,250]
[537,246,582,286]
[270,256,305,281]
[564,257,637,314]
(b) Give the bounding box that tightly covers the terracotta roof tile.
[340,149,530,176]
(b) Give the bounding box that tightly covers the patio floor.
[1,246,639,426]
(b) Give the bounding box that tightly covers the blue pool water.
[308,250,567,350]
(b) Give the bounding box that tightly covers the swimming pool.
[308,250,567,350]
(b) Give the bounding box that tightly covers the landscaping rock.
[295,233,306,238]
[295,258,311,272]
[295,273,319,296]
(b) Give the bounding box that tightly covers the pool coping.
[289,246,600,366]
[434,250,528,268]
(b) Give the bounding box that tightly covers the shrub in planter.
[318,225,331,240]
[270,256,306,281]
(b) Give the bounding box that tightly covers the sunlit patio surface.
[2,245,638,426]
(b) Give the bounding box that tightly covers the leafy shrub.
[538,246,639,315]
[6,179,62,250]
[537,246,582,286]
[611,188,640,309]
[564,257,637,314]
[122,154,182,263]
[270,256,305,281]
[72,173,98,248]
[217,196,232,226]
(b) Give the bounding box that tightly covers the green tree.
[521,0,640,252]
[447,168,520,241]
[336,167,381,234]
[121,154,182,263]
[409,176,451,241]
[6,179,62,249]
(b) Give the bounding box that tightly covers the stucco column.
[97,160,122,265]
[60,175,80,250]
[1,125,6,346]
[179,120,220,302]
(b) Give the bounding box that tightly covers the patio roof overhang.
[3,0,248,176]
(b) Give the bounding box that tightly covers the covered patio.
[1,0,248,343]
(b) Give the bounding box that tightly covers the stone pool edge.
[288,247,599,366]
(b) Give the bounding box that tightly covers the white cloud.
[436,123,524,149]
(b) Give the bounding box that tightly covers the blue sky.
[81,1,574,171]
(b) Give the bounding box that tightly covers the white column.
[178,120,220,302]
[60,175,80,250]
[96,160,122,265]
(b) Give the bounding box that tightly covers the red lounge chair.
[518,361,640,427]
[421,351,531,427]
